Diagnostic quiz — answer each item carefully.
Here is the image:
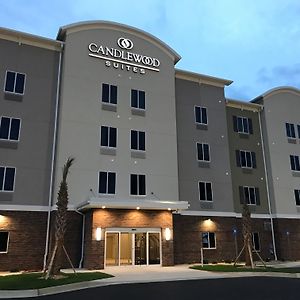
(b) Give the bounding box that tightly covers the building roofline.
[57,20,181,64]
[0,27,63,51]
[226,98,263,111]
[175,68,233,87]
[252,86,300,103]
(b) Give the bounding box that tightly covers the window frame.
[243,186,257,205]
[130,129,146,152]
[0,166,16,192]
[237,116,250,134]
[0,231,9,254]
[131,89,146,110]
[100,125,117,149]
[238,150,256,169]
[285,123,296,139]
[202,232,216,249]
[98,171,116,195]
[294,189,300,206]
[101,83,117,105]
[198,181,213,202]
[194,106,208,125]
[290,155,300,172]
[4,70,26,95]
[130,174,146,196]
[0,116,21,142]
[196,142,210,162]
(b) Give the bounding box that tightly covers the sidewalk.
[1,263,300,298]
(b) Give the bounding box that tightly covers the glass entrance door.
[105,230,161,267]
[134,233,147,265]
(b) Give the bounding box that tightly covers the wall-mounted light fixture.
[165,228,172,241]
[96,227,102,241]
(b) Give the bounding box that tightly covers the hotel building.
[0,21,300,271]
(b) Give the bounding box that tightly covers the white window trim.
[243,186,257,205]
[239,150,254,169]
[198,181,213,202]
[196,142,210,162]
[0,166,16,192]
[0,231,9,254]
[130,129,146,152]
[102,83,117,105]
[98,171,117,195]
[286,122,296,139]
[290,155,300,172]
[202,232,216,249]
[237,116,250,134]
[4,70,26,96]
[294,189,300,206]
[99,125,117,149]
[0,116,21,142]
[130,173,147,197]
[194,105,208,125]
[130,89,146,111]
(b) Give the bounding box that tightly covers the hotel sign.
[88,37,160,75]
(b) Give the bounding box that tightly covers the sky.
[1,0,300,101]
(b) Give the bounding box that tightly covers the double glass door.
[105,230,161,266]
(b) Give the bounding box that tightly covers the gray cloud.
[257,64,300,87]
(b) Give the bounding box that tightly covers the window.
[0,117,21,141]
[290,155,300,171]
[0,167,16,192]
[4,71,26,95]
[98,171,116,194]
[197,143,210,162]
[236,150,256,168]
[131,89,145,110]
[195,106,207,125]
[240,186,260,205]
[252,232,260,251]
[202,232,216,249]
[0,232,9,253]
[102,83,117,104]
[131,130,145,151]
[199,181,213,201]
[285,123,296,138]
[100,126,117,148]
[294,190,300,206]
[233,116,253,134]
[130,174,146,196]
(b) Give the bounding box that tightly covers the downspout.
[43,43,64,271]
[75,210,85,268]
[258,108,278,260]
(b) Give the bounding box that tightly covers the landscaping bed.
[0,272,113,290]
[190,264,300,273]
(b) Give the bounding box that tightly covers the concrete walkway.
[1,263,300,298]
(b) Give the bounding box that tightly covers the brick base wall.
[173,214,274,264]
[274,218,300,261]
[0,211,47,271]
[48,211,83,269]
[83,209,174,269]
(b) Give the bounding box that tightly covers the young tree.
[45,157,75,279]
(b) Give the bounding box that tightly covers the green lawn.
[190,264,300,273]
[0,272,113,290]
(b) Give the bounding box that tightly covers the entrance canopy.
[77,197,189,211]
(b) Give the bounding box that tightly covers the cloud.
[257,64,300,88]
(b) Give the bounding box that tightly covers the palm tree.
[45,157,75,279]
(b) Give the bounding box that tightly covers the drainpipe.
[75,209,85,268]
[43,43,64,271]
[258,108,278,260]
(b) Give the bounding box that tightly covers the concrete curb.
[0,272,300,298]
